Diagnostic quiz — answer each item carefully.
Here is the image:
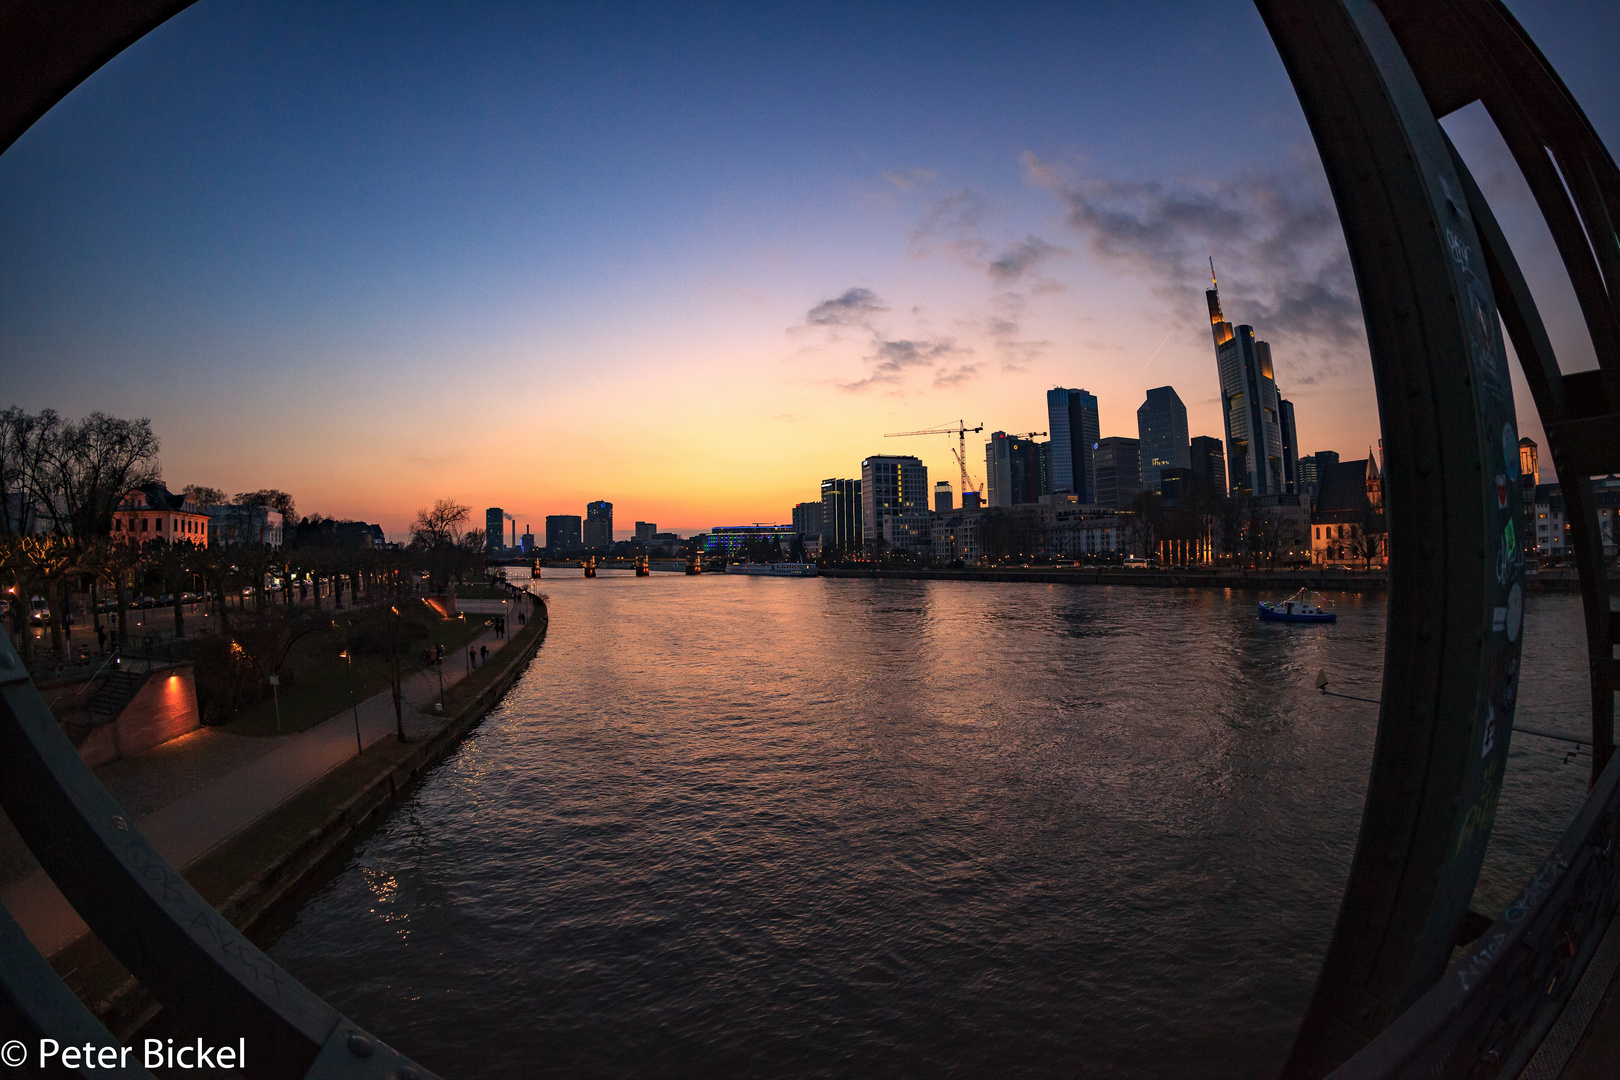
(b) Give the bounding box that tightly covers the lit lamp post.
[340,648,362,755]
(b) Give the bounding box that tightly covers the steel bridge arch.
[0,2,1616,1077]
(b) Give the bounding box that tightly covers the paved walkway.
[1,595,529,958]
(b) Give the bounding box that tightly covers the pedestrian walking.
[480,644,488,666]
[97,625,107,654]
[468,646,476,670]
[436,642,444,662]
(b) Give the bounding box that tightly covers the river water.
[265,573,1593,1078]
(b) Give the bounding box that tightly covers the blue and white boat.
[1258,589,1337,623]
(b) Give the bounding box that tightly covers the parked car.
[135,595,157,608]
[181,591,199,604]
[156,594,173,605]
[29,596,50,623]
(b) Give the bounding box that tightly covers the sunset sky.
[3,1,1616,538]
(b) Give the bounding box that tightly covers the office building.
[485,507,503,552]
[1190,436,1227,494]
[634,521,656,542]
[1208,273,1288,496]
[985,432,1044,508]
[1047,387,1100,501]
[1094,436,1142,510]
[706,524,797,557]
[861,455,929,549]
[583,500,614,548]
[820,478,863,555]
[545,515,582,551]
[792,501,822,538]
[933,481,954,513]
[1136,387,1190,494]
[521,529,535,552]
[1279,398,1300,494]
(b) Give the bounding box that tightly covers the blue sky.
[2,1,1615,534]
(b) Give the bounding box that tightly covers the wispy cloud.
[807,286,886,328]
[987,235,1067,284]
[1022,151,1366,381]
[800,287,974,393]
[911,188,992,263]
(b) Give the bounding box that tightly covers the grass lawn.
[222,603,507,737]
[451,581,510,599]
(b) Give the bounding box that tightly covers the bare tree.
[183,484,226,509]
[0,407,63,535]
[411,499,471,549]
[234,488,296,524]
[43,413,162,545]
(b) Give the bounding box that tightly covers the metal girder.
[1256,0,1528,1074]
[0,634,440,1079]
[1259,0,1620,1075]
[0,0,198,157]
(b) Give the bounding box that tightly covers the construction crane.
[884,420,985,501]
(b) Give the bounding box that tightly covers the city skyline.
[2,2,1615,535]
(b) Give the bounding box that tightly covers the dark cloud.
[1023,151,1367,379]
[807,287,886,327]
[988,236,1066,284]
[840,337,970,392]
[911,189,992,262]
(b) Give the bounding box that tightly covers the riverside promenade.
[0,591,535,962]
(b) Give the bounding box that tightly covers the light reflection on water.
[266,574,1588,1078]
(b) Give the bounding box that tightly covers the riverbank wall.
[86,595,550,1034]
[818,566,1609,594]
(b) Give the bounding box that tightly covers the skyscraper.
[1278,398,1300,494]
[634,521,656,542]
[545,515,581,551]
[485,507,503,552]
[1190,435,1227,494]
[861,455,928,549]
[1208,270,1287,496]
[1136,387,1190,494]
[933,481,953,513]
[1046,387,1100,501]
[820,478,862,554]
[583,500,613,548]
[985,432,1044,507]
[791,501,822,538]
[1093,436,1142,509]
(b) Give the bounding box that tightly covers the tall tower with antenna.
[1207,259,1287,497]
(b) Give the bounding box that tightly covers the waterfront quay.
[819,565,1610,595]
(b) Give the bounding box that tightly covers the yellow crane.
[884,420,986,502]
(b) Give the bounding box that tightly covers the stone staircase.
[87,669,148,725]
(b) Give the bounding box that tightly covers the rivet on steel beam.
[111,816,128,831]
[346,1033,374,1058]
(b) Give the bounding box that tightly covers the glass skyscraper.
[1135,386,1190,495]
[1046,387,1099,502]
[1208,276,1286,496]
[819,478,862,555]
[1093,436,1142,510]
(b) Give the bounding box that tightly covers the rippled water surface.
[266,574,1590,1078]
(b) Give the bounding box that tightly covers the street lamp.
[335,619,362,756]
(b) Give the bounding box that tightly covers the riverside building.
[820,478,862,555]
[1207,269,1289,497]
[1046,387,1100,501]
[861,455,929,552]
[1136,387,1190,495]
[583,500,613,549]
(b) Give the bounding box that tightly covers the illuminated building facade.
[1208,273,1287,497]
[1136,386,1189,494]
[861,455,928,550]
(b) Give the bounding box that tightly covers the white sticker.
[1492,607,1507,632]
